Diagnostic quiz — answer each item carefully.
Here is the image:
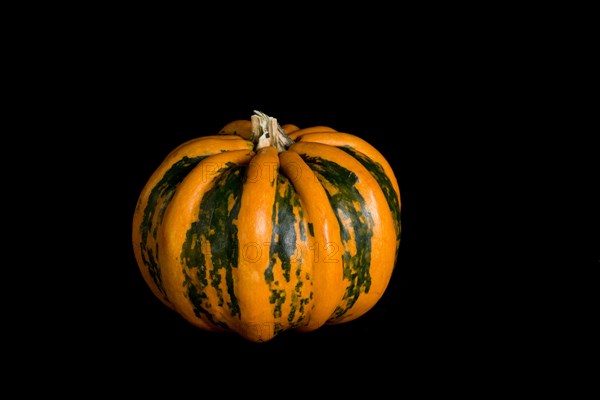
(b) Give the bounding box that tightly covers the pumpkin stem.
[251,110,294,152]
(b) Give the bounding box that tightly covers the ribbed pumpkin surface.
[132,111,401,342]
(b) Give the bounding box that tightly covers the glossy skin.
[132,118,401,342]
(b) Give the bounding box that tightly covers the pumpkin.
[132,110,401,342]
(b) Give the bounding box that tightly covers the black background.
[49,57,506,374]
[82,70,496,366]
[9,6,597,392]
[21,18,564,385]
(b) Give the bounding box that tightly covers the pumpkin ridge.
[159,149,253,332]
[299,153,374,319]
[233,146,280,342]
[139,155,210,298]
[181,165,245,327]
[279,150,344,332]
[338,146,402,255]
[266,174,313,331]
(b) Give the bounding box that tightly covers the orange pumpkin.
[132,111,401,342]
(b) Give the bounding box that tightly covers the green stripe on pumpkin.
[338,146,401,252]
[139,155,208,296]
[180,165,245,328]
[265,175,311,329]
[301,155,374,318]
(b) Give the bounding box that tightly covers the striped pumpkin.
[132,111,401,342]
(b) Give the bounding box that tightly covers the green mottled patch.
[139,155,208,295]
[288,281,311,326]
[301,155,374,318]
[180,166,245,326]
[265,176,299,283]
[269,289,286,318]
[339,146,401,254]
[265,175,308,325]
